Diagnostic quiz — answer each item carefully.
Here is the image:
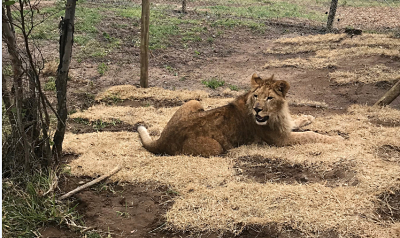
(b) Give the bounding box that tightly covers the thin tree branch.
[59,166,123,200]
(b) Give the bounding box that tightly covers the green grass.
[102,93,123,105]
[98,62,108,75]
[31,0,330,53]
[44,77,56,91]
[202,78,225,89]
[72,118,122,130]
[229,84,239,91]
[207,2,324,22]
[78,39,108,59]
[2,64,13,76]
[2,170,81,237]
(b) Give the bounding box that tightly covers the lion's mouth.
[255,115,269,123]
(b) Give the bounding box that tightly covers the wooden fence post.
[140,0,150,88]
[182,0,187,13]
[327,0,338,32]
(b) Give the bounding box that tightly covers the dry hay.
[264,33,400,70]
[42,60,58,76]
[64,86,400,237]
[95,85,209,103]
[329,65,400,85]
[71,86,233,135]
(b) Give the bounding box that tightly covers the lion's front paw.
[295,115,315,129]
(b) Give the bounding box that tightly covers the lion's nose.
[253,108,262,114]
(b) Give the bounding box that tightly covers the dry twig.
[59,165,122,200]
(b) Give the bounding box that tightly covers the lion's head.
[247,73,290,126]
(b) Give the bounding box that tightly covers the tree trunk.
[52,0,77,160]
[182,0,187,13]
[374,79,400,107]
[140,0,150,88]
[327,0,338,32]
[2,6,31,171]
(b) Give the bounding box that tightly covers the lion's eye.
[267,97,273,100]
[254,95,258,98]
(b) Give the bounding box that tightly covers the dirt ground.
[17,3,399,237]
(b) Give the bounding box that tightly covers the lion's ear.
[273,80,290,97]
[251,73,263,88]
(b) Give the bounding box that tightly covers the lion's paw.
[295,115,315,128]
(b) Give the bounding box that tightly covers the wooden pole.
[182,0,187,13]
[140,0,150,88]
[374,79,400,107]
[327,0,338,32]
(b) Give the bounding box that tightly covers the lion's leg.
[292,115,315,130]
[283,131,343,145]
[182,137,224,157]
[170,100,204,121]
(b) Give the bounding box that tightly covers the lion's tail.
[137,126,161,154]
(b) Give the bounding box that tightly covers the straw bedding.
[64,33,400,236]
[64,86,400,237]
[264,33,400,72]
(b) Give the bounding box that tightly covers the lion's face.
[247,73,290,126]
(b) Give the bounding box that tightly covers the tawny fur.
[138,73,342,156]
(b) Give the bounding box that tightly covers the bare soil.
[40,176,176,238]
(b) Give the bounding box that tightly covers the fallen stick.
[374,79,400,107]
[59,165,122,200]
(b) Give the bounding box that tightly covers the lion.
[138,73,342,156]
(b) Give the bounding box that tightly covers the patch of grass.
[31,28,48,39]
[115,5,205,49]
[207,2,323,22]
[68,108,78,115]
[113,5,142,19]
[29,3,103,41]
[74,34,92,46]
[44,77,56,91]
[73,117,90,125]
[165,65,175,73]
[2,64,13,76]
[103,93,123,105]
[102,32,121,48]
[86,232,102,238]
[75,7,103,34]
[73,117,122,130]
[229,84,239,91]
[2,170,81,237]
[202,78,225,89]
[92,118,122,130]
[98,62,108,76]
[179,76,187,81]
[79,39,108,59]
[110,118,122,126]
[83,92,96,107]
[92,119,107,131]
[27,5,64,40]
[149,24,179,49]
